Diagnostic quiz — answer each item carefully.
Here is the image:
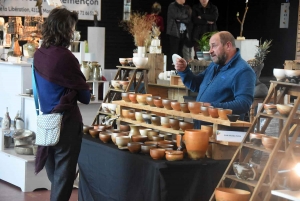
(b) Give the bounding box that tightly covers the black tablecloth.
[78,135,229,201]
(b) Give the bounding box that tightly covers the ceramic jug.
[81,61,90,80]
[92,63,101,81]
[89,61,99,81]
[129,124,141,139]
[13,110,24,130]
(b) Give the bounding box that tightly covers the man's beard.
[213,53,227,66]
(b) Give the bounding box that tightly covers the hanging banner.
[0,0,101,21]
[279,3,289,28]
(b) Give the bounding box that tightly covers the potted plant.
[195,31,217,60]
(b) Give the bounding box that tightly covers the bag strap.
[32,60,40,116]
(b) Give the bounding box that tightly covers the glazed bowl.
[135,111,144,122]
[146,96,160,107]
[131,135,148,143]
[152,136,164,142]
[273,68,286,82]
[111,80,121,89]
[133,57,148,68]
[263,103,277,114]
[128,110,136,120]
[111,133,128,145]
[200,106,209,116]
[99,133,111,143]
[142,112,152,124]
[179,121,194,131]
[276,104,293,117]
[262,136,278,150]
[171,101,181,111]
[208,107,219,118]
[249,133,266,146]
[150,148,166,160]
[169,118,181,130]
[165,150,183,161]
[160,116,170,128]
[188,101,201,114]
[162,99,177,110]
[151,115,161,126]
[136,94,152,105]
[227,114,240,122]
[89,129,101,138]
[180,103,190,113]
[119,81,130,90]
[121,92,131,102]
[153,97,164,108]
[147,130,159,140]
[119,124,130,132]
[121,108,131,118]
[215,187,251,201]
[101,103,110,113]
[119,58,128,66]
[141,144,157,154]
[218,109,233,120]
[128,93,138,103]
[232,162,256,181]
[83,125,93,134]
[127,142,143,153]
[139,128,152,136]
[116,136,130,148]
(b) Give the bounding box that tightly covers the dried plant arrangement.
[120,12,155,47]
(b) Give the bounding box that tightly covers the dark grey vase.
[253,63,268,98]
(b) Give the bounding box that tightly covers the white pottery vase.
[137,46,145,57]
[133,57,148,68]
[81,61,90,80]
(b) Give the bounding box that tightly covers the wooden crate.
[170,76,184,86]
[146,53,164,84]
[211,143,238,160]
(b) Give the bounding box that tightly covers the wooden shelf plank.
[224,175,258,187]
[116,66,149,70]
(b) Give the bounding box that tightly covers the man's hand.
[174,58,187,72]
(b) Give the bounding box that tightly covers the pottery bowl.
[128,110,136,120]
[99,133,111,143]
[161,133,173,141]
[141,144,157,154]
[146,96,160,107]
[89,129,101,138]
[249,133,265,146]
[208,107,219,118]
[127,142,143,153]
[151,115,161,126]
[116,136,130,148]
[160,116,170,128]
[119,81,130,90]
[162,99,177,110]
[128,93,138,103]
[119,124,130,132]
[150,148,166,160]
[215,187,251,201]
[83,125,93,134]
[135,111,144,122]
[179,121,194,131]
[158,144,174,150]
[111,133,128,145]
[147,130,159,140]
[131,135,148,143]
[136,94,152,105]
[152,136,164,142]
[139,128,152,136]
[263,103,277,114]
[285,69,300,78]
[200,106,209,116]
[169,118,181,130]
[121,92,131,102]
[158,140,173,145]
[180,103,190,113]
[201,125,213,137]
[227,114,240,122]
[188,101,201,114]
[262,136,278,150]
[121,108,131,118]
[165,150,183,161]
[142,112,152,124]
[119,58,128,66]
[133,57,148,68]
[111,80,121,89]
[273,68,286,81]
[171,101,181,111]
[145,141,158,146]
[153,97,164,108]
[218,109,233,120]
[276,104,293,117]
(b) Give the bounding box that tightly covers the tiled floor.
[0,179,78,201]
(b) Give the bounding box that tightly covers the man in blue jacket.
[175,31,256,128]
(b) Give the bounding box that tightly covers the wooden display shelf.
[116,66,149,70]
[112,100,251,128]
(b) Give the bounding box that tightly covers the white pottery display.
[158,72,164,80]
[133,57,148,68]
[137,46,145,57]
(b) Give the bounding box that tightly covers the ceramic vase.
[81,61,90,80]
[129,124,141,138]
[137,46,145,57]
[184,129,209,160]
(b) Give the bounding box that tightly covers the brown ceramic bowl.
[150,148,166,160]
[153,98,164,108]
[249,133,266,146]
[158,140,173,145]
[128,110,136,120]
[136,94,152,105]
[227,114,240,122]
[131,135,148,143]
[160,116,170,128]
[128,93,138,103]
[152,136,164,142]
[147,130,159,140]
[119,58,129,66]
[121,92,131,102]
[218,109,233,120]
[165,150,183,161]
[188,101,201,114]
[169,118,181,130]
[99,133,111,143]
[200,106,209,116]
[276,104,293,117]
[119,124,130,132]
[180,103,190,113]
[141,144,157,154]
[89,129,101,138]
[208,107,219,118]
[179,121,194,131]
[162,99,177,110]
[151,115,161,126]
[171,101,181,111]
[215,187,251,201]
[83,125,93,134]
[115,136,130,148]
[263,103,277,114]
[127,142,143,153]
[145,141,158,146]
[146,96,160,107]
[262,136,278,150]
[201,125,213,137]
[111,133,128,145]
[158,144,174,150]
[121,108,131,118]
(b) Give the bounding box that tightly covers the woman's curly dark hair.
[41,7,78,48]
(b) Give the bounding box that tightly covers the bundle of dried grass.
[121,12,155,47]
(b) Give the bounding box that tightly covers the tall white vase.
[137,46,145,57]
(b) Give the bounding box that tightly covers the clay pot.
[152,136,164,142]
[127,142,143,153]
[128,124,140,138]
[122,108,131,118]
[121,92,131,102]
[200,106,209,116]
[135,111,144,122]
[153,98,164,108]
[83,125,93,134]
[141,144,157,154]
[276,104,293,117]
[262,136,278,150]
[99,133,111,143]
[263,103,277,114]
[136,94,152,105]
[146,96,160,107]
[150,148,166,160]
[180,103,190,113]
[227,114,240,122]
[147,130,159,140]
[162,98,177,110]
[188,101,201,114]
[184,129,209,160]
[171,101,181,111]
[179,121,194,131]
[169,118,181,130]
[142,112,152,124]
[160,116,170,128]
[128,93,138,103]
[161,133,173,141]
[215,187,251,201]
[158,144,174,150]
[151,115,161,126]
[128,110,136,120]
[111,133,128,145]
[131,135,148,143]
[165,150,183,161]
[116,136,130,148]
[145,141,158,146]
[208,107,219,118]
[119,124,130,132]
[89,129,101,138]
[139,128,152,136]
[218,109,233,120]
[201,125,213,137]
